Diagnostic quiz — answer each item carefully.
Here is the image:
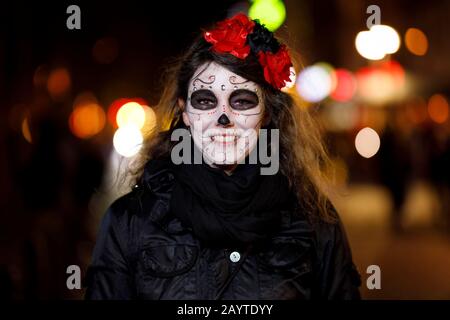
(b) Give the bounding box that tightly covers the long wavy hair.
[128,34,336,222]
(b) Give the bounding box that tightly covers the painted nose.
[217,113,231,126]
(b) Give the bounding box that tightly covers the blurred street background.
[1,0,449,299]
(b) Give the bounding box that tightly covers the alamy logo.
[366,5,381,28]
[66,5,81,30]
[366,265,381,290]
[66,265,81,290]
[170,127,280,175]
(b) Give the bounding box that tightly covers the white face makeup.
[182,62,264,167]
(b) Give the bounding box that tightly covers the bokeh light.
[21,117,32,144]
[47,68,71,101]
[355,127,381,158]
[324,102,358,131]
[355,25,401,60]
[116,102,146,129]
[69,103,106,139]
[113,125,143,157]
[296,63,335,103]
[141,105,157,137]
[427,94,449,124]
[69,92,106,139]
[355,30,385,60]
[405,28,428,56]
[330,69,357,102]
[356,61,406,104]
[248,0,286,32]
[374,25,401,54]
[107,98,147,128]
[405,97,428,124]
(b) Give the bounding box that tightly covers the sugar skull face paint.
[182,62,264,167]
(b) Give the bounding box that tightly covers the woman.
[84,14,361,300]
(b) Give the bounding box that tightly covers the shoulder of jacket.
[307,205,348,253]
[106,177,175,229]
[103,191,139,225]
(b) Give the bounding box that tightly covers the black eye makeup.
[190,89,218,110]
[189,89,260,111]
[229,89,259,110]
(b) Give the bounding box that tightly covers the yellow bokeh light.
[355,127,381,158]
[405,28,428,56]
[116,102,146,129]
[141,105,157,137]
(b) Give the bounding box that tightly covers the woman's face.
[182,62,264,167]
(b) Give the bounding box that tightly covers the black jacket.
[84,163,361,300]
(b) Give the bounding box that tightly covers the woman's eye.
[234,99,253,107]
[198,99,215,106]
[190,90,217,110]
[229,89,259,110]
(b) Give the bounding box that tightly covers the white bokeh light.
[355,24,401,60]
[113,125,143,157]
[355,127,381,158]
[296,65,333,103]
[372,25,401,54]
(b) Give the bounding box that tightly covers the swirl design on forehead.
[193,75,216,87]
[192,62,216,89]
[229,75,249,85]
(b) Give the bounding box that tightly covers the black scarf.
[168,145,292,246]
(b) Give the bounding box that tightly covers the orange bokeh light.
[405,28,428,56]
[428,94,449,124]
[47,68,71,101]
[69,103,106,139]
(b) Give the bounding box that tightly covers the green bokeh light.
[248,0,286,32]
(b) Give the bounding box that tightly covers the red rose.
[204,13,255,59]
[258,45,293,89]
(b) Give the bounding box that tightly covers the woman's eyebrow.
[229,89,259,97]
[190,89,217,97]
[190,89,219,103]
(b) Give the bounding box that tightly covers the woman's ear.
[178,98,190,126]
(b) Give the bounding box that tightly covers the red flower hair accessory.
[258,45,293,90]
[203,14,293,90]
[204,13,255,59]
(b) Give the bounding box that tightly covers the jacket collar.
[137,158,188,234]
[137,157,313,237]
